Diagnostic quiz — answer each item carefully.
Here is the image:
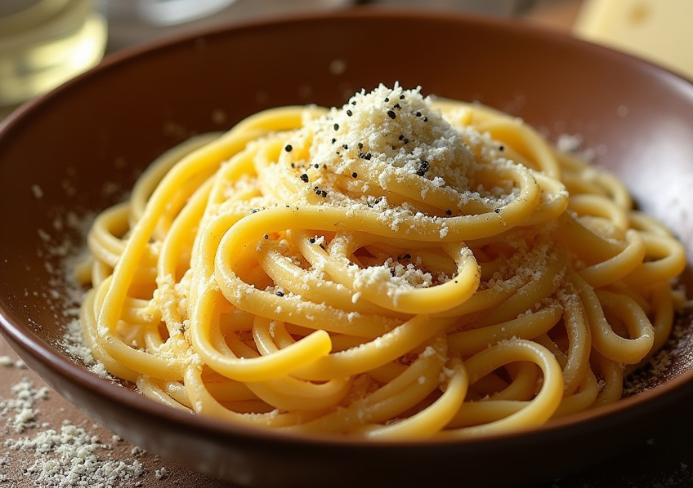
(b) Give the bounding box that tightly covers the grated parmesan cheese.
[306,83,475,197]
[5,422,145,486]
[31,184,43,199]
[0,374,146,487]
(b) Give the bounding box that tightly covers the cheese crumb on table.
[0,338,235,487]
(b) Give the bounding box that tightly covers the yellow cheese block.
[574,0,693,80]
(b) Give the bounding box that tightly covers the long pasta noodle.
[78,84,686,438]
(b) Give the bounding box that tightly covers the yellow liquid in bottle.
[0,0,107,108]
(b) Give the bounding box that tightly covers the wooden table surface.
[4,1,693,486]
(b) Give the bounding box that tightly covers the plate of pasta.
[1,8,693,488]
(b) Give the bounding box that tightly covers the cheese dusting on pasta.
[77,84,686,438]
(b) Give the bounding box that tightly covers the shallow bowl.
[2,8,693,488]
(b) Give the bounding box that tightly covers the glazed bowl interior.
[2,8,693,488]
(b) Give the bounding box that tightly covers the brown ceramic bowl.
[2,8,693,488]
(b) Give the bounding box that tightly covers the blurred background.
[2,0,690,117]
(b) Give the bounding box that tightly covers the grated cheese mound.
[309,83,474,190]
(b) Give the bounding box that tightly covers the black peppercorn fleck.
[416,160,430,177]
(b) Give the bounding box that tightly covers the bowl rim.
[2,5,693,451]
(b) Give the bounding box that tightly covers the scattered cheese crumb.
[31,184,44,199]
[5,423,144,486]
[329,59,346,75]
[1,377,146,486]
[154,466,169,479]
[1,378,48,433]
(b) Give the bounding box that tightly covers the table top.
[3,1,693,487]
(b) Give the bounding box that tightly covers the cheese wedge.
[574,0,693,79]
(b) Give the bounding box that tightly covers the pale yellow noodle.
[76,84,686,439]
